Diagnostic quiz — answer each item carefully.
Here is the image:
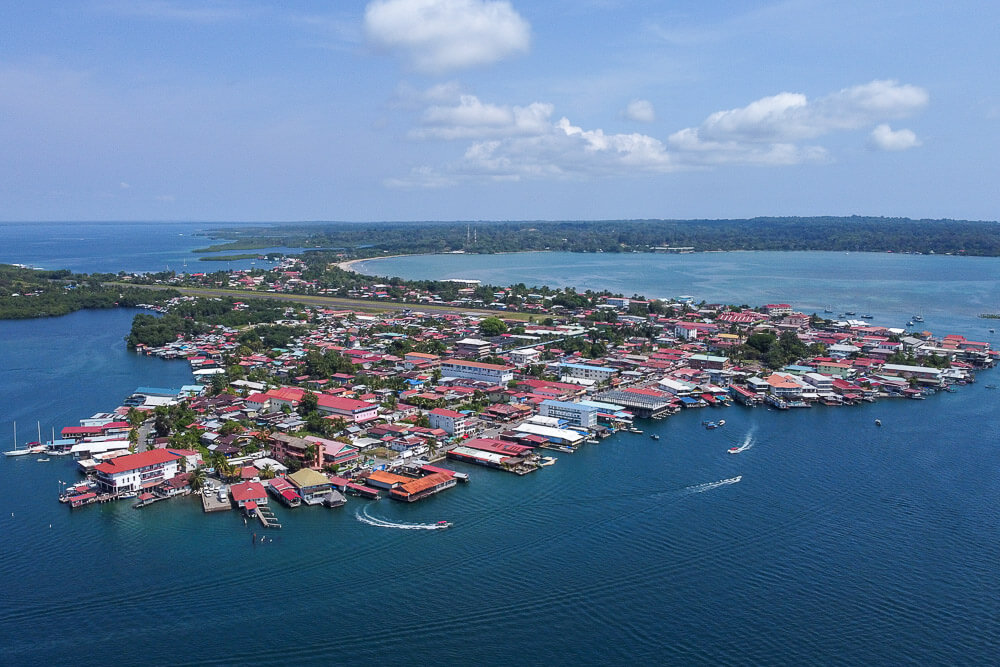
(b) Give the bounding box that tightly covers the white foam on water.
[356,506,449,530]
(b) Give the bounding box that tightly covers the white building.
[428,408,470,437]
[94,449,182,494]
[441,359,515,385]
[539,400,598,428]
[560,363,617,383]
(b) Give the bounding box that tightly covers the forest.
[0,264,177,320]
[197,217,1000,258]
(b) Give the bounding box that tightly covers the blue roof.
[542,399,598,411]
[679,396,700,404]
[560,362,610,371]
[134,387,182,397]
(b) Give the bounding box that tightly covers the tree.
[298,391,318,416]
[189,467,207,492]
[479,316,508,337]
[304,443,320,468]
[126,407,145,429]
[259,465,276,480]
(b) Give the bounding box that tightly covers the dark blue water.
[2,244,1000,665]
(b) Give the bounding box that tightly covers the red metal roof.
[94,449,180,475]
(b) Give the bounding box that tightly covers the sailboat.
[4,422,33,456]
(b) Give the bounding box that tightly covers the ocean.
[2,225,999,666]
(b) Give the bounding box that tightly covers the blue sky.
[2,1,998,222]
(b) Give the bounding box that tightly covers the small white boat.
[36,457,50,462]
[435,521,453,529]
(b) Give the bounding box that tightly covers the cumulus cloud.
[389,79,928,187]
[689,79,928,145]
[624,99,655,123]
[868,123,921,151]
[413,94,553,139]
[364,0,530,74]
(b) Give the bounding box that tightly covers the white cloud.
[624,99,655,123]
[364,0,530,73]
[690,80,928,144]
[390,79,928,187]
[868,124,921,151]
[413,94,553,139]
[119,181,131,189]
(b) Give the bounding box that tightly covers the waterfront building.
[539,399,598,428]
[94,449,181,494]
[389,472,457,502]
[230,481,268,509]
[286,468,333,504]
[881,364,944,385]
[513,421,586,446]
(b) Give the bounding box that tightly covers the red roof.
[94,449,180,475]
[230,481,267,502]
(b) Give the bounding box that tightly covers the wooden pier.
[254,505,281,529]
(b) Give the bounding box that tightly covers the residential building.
[428,408,470,436]
[441,359,515,385]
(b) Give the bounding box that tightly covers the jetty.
[248,502,281,528]
[201,489,232,513]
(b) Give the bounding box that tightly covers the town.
[18,257,994,528]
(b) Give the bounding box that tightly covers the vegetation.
[202,217,1000,258]
[0,264,177,320]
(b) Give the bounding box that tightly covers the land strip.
[107,283,536,320]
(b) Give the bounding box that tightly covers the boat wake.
[355,506,451,530]
[683,476,742,494]
[728,430,755,454]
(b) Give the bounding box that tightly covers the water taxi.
[436,520,453,529]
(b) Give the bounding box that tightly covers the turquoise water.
[1,246,999,665]
[355,250,1000,335]
[0,221,292,274]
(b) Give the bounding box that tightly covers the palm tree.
[304,443,320,469]
[189,467,207,492]
[259,465,276,480]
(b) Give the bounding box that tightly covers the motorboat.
[875,419,882,427]
[650,434,660,440]
[436,521,453,529]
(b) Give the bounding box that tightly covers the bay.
[0,221,290,274]
[354,250,1000,337]
[1,246,999,666]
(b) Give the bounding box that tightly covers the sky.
[2,0,999,222]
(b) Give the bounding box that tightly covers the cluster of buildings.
[58,272,997,522]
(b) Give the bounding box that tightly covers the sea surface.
[0,221,293,274]
[2,227,1000,666]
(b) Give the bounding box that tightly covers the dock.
[201,490,232,513]
[253,504,281,528]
